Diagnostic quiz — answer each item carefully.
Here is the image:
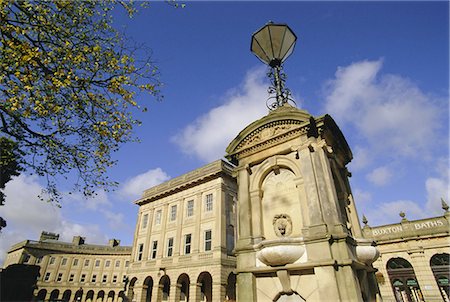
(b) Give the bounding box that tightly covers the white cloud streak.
[0,175,108,265]
[120,168,170,199]
[366,166,393,187]
[171,67,272,162]
[323,59,441,157]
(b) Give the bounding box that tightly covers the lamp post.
[251,22,297,109]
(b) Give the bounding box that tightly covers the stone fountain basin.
[256,243,305,266]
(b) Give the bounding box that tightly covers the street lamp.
[251,22,297,109]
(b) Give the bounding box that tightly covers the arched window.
[127,277,137,302]
[107,291,115,302]
[197,272,213,302]
[430,253,450,302]
[62,290,71,302]
[85,290,95,302]
[226,273,236,302]
[176,274,190,301]
[159,275,170,301]
[49,290,59,301]
[143,276,153,302]
[36,289,47,302]
[387,258,424,302]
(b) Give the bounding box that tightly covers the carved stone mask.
[273,214,292,237]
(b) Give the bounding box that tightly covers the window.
[170,205,177,221]
[112,275,118,283]
[69,274,75,282]
[205,194,213,212]
[102,275,107,283]
[205,230,212,251]
[80,274,86,282]
[91,274,97,283]
[125,261,129,267]
[115,260,120,267]
[84,259,90,267]
[167,238,174,257]
[95,260,100,267]
[187,200,194,217]
[49,257,56,265]
[105,260,110,267]
[184,234,192,255]
[61,258,67,266]
[142,213,148,229]
[155,210,162,225]
[44,272,51,281]
[22,254,30,263]
[137,244,144,261]
[151,241,158,259]
[36,256,43,264]
[73,258,79,266]
[57,273,63,282]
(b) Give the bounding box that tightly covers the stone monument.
[225,23,381,302]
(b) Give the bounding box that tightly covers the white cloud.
[349,146,371,171]
[353,188,372,205]
[0,175,108,265]
[323,59,442,157]
[366,166,393,186]
[172,67,272,162]
[120,168,170,199]
[365,200,425,226]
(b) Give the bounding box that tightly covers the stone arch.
[430,253,450,300]
[36,289,47,301]
[226,272,236,302]
[49,289,59,301]
[106,291,115,302]
[117,291,125,302]
[177,273,190,301]
[85,290,95,302]
[197,271,213,302]
[62,289,72,302]
[142,276,153,302]
[74,288,83,302]
[159,275,171,301]
[127,277,137,302]
[250,155,302,192]
[386,257,424,302]
[96,290,105,302]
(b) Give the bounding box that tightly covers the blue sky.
[1,1,449,263]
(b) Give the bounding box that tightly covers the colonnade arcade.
[35,288,125,302]
[386,253,450,302]
[127,271,236,302]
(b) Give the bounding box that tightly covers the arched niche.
[260,167,303,239]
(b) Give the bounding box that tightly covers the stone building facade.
[363,210,450,302]
[125,160,237,302]
[2,231,131,302]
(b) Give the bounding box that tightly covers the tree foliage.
[0,0,160,204]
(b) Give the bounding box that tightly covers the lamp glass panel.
[253,26,273,63]
[279,30,296,63]
[251,37,270,64]
[267,25,286,60]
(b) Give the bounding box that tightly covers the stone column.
[192,192,202,254]
[236,167,251,245]
[249,189,263,242]
[410,251,442,301]
[189,283,202,302]
[212,281,226,302]
[236,272,256,302]
[298,146,326,235]
[169,284,179,302]
[314,266,341,300]
[151,284,160,302]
